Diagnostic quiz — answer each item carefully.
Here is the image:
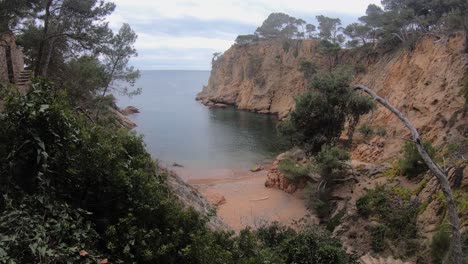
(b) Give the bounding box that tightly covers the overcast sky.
[107,0,381,71]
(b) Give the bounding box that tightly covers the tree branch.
[354,84,463,264]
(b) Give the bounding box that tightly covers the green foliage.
[283,67,375,154]
[398,141,436,178]
[431,224,451,264]
[370,224,387,252]
[355,186,419,253]
[278,158,310,182]
[315,145,350,183]
[298,60,317,80]
[0,80,357,264]
[358,123,374,139]
[356,195,371,217]
[326,210,345,232]
[256,222,358,264]
[100,23,141,98]
[0,195,99,263]
[235,34,259,45]
[375,127,387,137]
[316,15,344,44]
[255,13,305,39]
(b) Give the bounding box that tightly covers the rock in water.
[121,106,140,116]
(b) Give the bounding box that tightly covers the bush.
[398,141,436,178]
[315,145,350,183]
[356,195,371,217]
[375,127,387,137]
[355,186,419,254]
[278,158,310,182]
[284,68,373,154]
[358,123,374,139]
[431,224,450,264]
[370,224,387,252]
[256,223,358,264]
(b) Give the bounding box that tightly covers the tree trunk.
[346,117,359,147]
[34,0,53,77]
[354,84,463,264]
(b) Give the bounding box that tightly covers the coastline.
[179,164,313,231]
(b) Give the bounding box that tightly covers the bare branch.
[354,84,463,264]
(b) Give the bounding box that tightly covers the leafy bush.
[356,195,371,217]
[355,186,419,253]
[431,224,450,264]
[358,123,374,139]
[315,145,350,183]
[375,127,387,137]
[284,68,374,154]
[256,222,358,264]
[370,224,387,252]
[299,60,317,80]
[399,141,435,178]
[278,158,310,182]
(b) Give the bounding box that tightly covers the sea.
[116,70,288,179]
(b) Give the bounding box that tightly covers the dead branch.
[354,84,463,264]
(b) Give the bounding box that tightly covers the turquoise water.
[117,70,288,178]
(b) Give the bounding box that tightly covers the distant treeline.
[235,0,468,52]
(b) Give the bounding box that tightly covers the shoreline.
[179,164,313,231]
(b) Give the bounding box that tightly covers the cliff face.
[198,34,467,160]
[197,39,324,118]
[352,34,467,161]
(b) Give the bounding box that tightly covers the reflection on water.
[117,70,288,178]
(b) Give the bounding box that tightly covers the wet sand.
[180,167,313,231]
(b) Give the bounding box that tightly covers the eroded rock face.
[197,39,322,118]
[199,34,467,161]
[166,170,229,230]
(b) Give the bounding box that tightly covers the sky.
[107,0,382,71]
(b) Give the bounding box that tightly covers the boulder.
[121,106,140,116]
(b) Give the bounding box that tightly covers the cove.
[117,70,288,179]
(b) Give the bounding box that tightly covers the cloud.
[107,0,383,70]
[136,33,234,51]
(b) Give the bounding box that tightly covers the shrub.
[299,60,317,80]
[315,145,350,183]
[398,141,436,178]
[356,195,371,217]
[284,68,374,154]
[431,224,450,264]
[278,158,310,182]
[326,210,345,232]
[370,224,387,252]
[355,185,419,254]
[256,223,358,264]
[376,127,387,137]
[358,123,374,139]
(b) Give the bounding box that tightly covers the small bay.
[117,70,288,178]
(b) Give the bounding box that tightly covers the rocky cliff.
[197,39,320,118]
[198,34,467,161]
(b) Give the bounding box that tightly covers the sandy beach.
[177,166,313,231]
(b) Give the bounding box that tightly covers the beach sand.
[177,166,313,231]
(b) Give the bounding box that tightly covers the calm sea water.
[117,70,288,178]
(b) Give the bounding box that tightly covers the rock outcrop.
[197,39,322,118]
[166,170,228,230]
